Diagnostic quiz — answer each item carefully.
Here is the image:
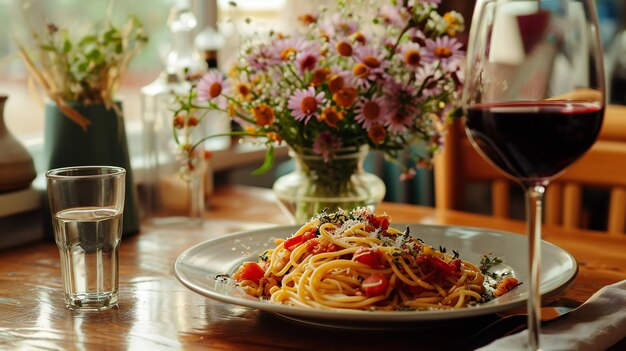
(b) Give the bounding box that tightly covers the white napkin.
[478,280,626,351]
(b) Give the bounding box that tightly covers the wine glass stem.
[524,184,546,350]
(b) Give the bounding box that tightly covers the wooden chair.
[434,104,626,236]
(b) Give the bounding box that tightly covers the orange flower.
[173,114,185,129]
[368,124,386,144]
[251,103,275,126]
[266,132,282,143]
[335,41,353,57]
[328,74,345,93]
[311,67,330,86]
[298,13,317,25]
[244,126,257,134]
[333,87,357,108]
[187,116,199,127]
[319,106,343,128]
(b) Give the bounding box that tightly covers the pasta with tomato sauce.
[232,208,518,311]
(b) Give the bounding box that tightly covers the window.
[0,0,298,152]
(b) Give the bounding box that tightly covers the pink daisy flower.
[319,13,359,37]
[385,82,419,133]
[354,95,390,130]
[295,42,322,73]
[378,4,408,27]
[244,44,272,71]
[401,42,424,69]
[422,36,464,70]
[287,87,326,124]
[415,63,446,98]
[197,70,230,108]
[268,37,308,63]
[352,45,389,83]
[313,131,343,162]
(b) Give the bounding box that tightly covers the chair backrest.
[434,104,626,236]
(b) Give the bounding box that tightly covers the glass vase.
[273,145,386,223]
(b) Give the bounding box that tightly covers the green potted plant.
[18,15,148,236]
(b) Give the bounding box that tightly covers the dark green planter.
[43,101,140,237]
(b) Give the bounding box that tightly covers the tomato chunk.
[283,235,305,251]
[494,277,520,297]
[233,262,265,283]
[352,247,382,268]
[283,228,317,251]
[362,273,389,297]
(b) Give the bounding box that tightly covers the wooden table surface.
[1,186,625,350]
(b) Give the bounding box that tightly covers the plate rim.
[174,223,578,323]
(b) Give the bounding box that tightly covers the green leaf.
[78,35,97,46]
[87,49,102,62]
[40,44,56,52]
[63,39,72,53]
[252,146,275,175]
[77,62,89,73]
[104,28,118,41]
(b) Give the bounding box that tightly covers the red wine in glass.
[466,101,604,183]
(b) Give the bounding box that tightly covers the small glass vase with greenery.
[18,12,148,130]
[17,10,148,236]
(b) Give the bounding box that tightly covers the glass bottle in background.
[139,0,207,227]
[608,0,626,105]
[194,0,231,151]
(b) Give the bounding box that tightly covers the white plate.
[174,224,578,329]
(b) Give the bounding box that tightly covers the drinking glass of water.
[46,166,126,311]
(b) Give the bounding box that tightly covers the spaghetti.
[232,208,517,311]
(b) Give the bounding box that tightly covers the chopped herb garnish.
[479,254,503,274]
[259,250,270,262]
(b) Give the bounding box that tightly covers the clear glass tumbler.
[46,166,126,311]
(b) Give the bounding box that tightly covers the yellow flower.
[443,11,464,37]
[236,82,251,100]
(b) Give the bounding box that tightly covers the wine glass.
[462,0,605,349]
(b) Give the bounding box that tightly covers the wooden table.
[1,186,625,350]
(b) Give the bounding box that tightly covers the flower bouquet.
[173,0,465,222]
